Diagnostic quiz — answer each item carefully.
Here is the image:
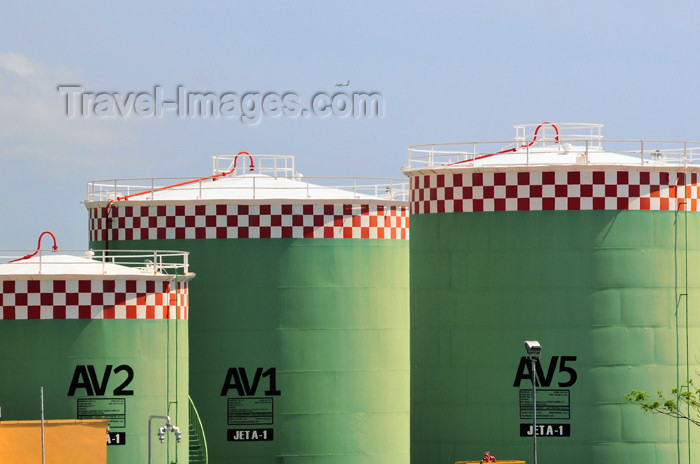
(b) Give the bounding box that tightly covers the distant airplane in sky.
[334,80,350,87]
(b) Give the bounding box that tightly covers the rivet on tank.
[84,153,410,464]
[404,123,700,464]
[0,231,195,464]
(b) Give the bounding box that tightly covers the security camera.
[524,340,541,357]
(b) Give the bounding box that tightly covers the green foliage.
[624,379,700,427]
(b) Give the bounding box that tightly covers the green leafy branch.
[624,379,700,427]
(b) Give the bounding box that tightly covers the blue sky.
[1,1,698,250]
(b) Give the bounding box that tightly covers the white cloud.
[0,52,39,77]
[0,52,137,166]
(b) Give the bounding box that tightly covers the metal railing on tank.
[0,249,191,276]
[405,122,700,169]
[86,154,408,202]
[212,153,295,178]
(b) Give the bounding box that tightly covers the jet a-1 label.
[228,428,273,441]
[107,432,126,445]
[520,423,570,437]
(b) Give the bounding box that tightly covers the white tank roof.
[136,174,382,201]
[0,252,192,280]
[86,154,408,204]
[404,123,700,172]
[462,145,644,168]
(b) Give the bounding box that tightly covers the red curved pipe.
[10,231,59,263]
[527,121,560,147]
[448,122,560,166]
[232,151,255,172]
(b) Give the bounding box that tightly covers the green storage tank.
[0,237,193,464]
[404,123,700,464]
[84,154,410,464]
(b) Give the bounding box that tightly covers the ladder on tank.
[189,396,208,464]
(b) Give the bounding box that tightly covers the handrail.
[406,139,700,169]
[447,122,561,167]
[188,396,209,464]
[515,122,598,146]
[104,151,253,210]
[86,177,409,203]
[406,122,700,169]
[0,249,191,276]
[87,153,408,203]
[213,154,294,177]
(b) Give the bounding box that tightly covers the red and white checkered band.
[0,279,188,320]
[88,203,409,241]
[409,170,700,214]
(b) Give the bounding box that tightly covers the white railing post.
[526,144,530,167]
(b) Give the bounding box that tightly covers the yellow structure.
[0,419,108,464]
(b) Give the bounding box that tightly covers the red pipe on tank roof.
[105,151,254,210]
[448,122,560,166]
[9,231,58,263]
